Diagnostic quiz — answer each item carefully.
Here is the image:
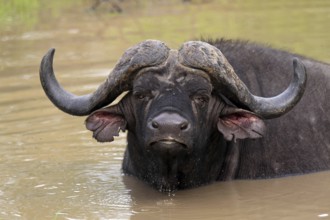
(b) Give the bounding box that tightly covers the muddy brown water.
[1,0,330,219]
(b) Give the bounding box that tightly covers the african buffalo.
[40,39,330,192]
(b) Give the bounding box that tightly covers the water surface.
[1,0,330,219]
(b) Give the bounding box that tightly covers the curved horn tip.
[40,48,56,71]
[48,47,56,54]
[242,57,307,119]
[44,48,56,59]
[292,57,307,93]
[40,48,57,82]
[293,57,307,78]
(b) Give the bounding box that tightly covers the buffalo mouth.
[148,139,189,154]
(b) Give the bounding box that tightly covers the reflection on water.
[0,0,330,219]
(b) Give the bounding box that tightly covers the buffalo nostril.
[149,112,191,132]
[152,121,159,129]
[180,122,189,130]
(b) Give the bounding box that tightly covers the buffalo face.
[129,68,214,191]
[84,55,267,191]
[133,67,212,154]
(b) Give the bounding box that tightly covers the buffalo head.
[40,40,306,191]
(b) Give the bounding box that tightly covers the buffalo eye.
[133,90,153,101]
[192,94,210,107]
[135,92,146,100]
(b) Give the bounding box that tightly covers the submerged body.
[40,39,330,191]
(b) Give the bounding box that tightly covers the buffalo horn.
[178,41,307,119]
[40,40,170,116]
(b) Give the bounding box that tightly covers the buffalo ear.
[217,109,266,142]
[85,108,127,142]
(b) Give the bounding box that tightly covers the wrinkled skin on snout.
[85,54,265,191]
